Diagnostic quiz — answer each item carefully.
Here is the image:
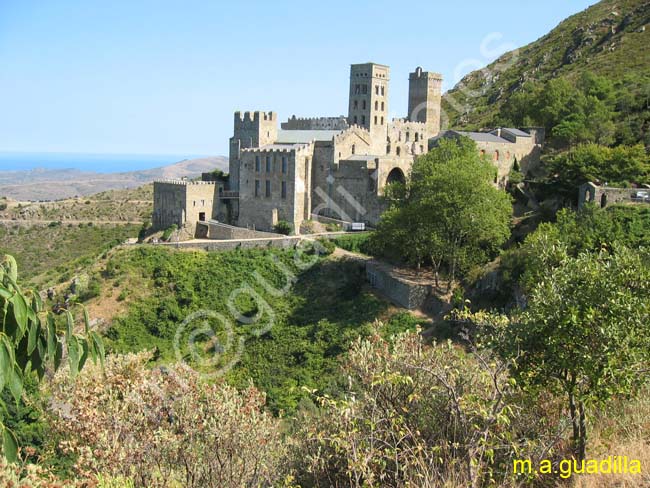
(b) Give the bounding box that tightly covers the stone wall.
[365,260,432,310]
[579,182,650,208]
[195,221,283,239]
[282,115,348,130]
[152,180,222,231]
[237,144,314,233]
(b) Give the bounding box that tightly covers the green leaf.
[91,331,105,370]
[8,294,28,341]
[68,336,80,378]
[8,366,22,404]
[83,306,90,335]
[2,427,18,462]
[65,311,74,339]
[47,315,57,366]
[27,320,40,356]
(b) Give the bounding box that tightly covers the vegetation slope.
[443,0,650,139]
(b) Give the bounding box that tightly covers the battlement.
[154,179,217,186]
[241,143,311,154]
[281,115,349,130]
[234,111,277,127]
[409,67,443,81]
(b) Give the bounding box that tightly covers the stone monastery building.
[153,62,543,236]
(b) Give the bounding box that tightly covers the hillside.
[0,184,153,223]
[0,156,228,201]
[443,0,650,130]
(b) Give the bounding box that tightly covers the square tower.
[348,63,389,135]
[408,67,442,137]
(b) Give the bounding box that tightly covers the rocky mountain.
[443,0,650,129]
[0,156,228,201]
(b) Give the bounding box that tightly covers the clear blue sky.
[1,0,596,157]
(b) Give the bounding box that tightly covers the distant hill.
[0,156,228,201]
[443,0,650,129]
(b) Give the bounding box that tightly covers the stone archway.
[386,167,406,186]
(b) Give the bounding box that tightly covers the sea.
[0,152,209,173]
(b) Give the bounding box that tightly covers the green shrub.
[161,224,177,242]
[332,233,372,254]
[273,220,292,235]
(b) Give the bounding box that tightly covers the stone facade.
[578,182,650,208]
[366,260,433,310]
[432,127,544,188]
[152,180,225,231]
[153,61,546,238]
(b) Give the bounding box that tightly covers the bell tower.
[347,63,389,136]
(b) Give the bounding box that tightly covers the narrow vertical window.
[265,180,271,197]
[266,155,271,172]
[282,156,287,174]
[255,156,260,172]
[255,180,260,197]
[281,181,287,199]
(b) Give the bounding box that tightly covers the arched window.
[386,144,391,154]
[494,150,500,161]
[362,100,366,110]
[380,116,384,125]
[396,147,401,156]
[381,102,384,111]
[406,132,410,142]
[415,133,419,142]
[374,116,378,125]
[375,101,379,110]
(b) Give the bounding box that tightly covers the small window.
[381,101,384,111]
[355,84,360,94]
[380,116,384,125]
[374,116,378,125]
[494,150,500,161]
[361,115,366,125]
[415,133,419,142]
[398,131,402,142]
[255,156,260,172]
[352,144,356,155]
[362,100,366,110]
[193,200,196,207]
[255,180,260,197]
[386,144,391,154]
[375,85,379,95]
[381,86,385,96]
[362,84,368,94]
[266,155,271,172]
[198,212,206,222]
[353,100,358,109]
[201,199,205,206]
[265,180,271,197]
[282,156,287,174]
[281,181,287,199]
[374,101,378,110]
[406,132,410,142]
[353,116,358,124]
[396,147,401,156]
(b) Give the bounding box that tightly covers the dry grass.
[573,389,650,487]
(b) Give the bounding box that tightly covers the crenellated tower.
[229,111,277,191]
[407,67,442,138]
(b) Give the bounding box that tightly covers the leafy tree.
[0,255,103,461]
[372,137,512,285]
[472,246,650,460]
[548,143,649,188]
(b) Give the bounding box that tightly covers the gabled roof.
[498,128,531,138]
[276,130,342,144]
[448,130,509,143]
